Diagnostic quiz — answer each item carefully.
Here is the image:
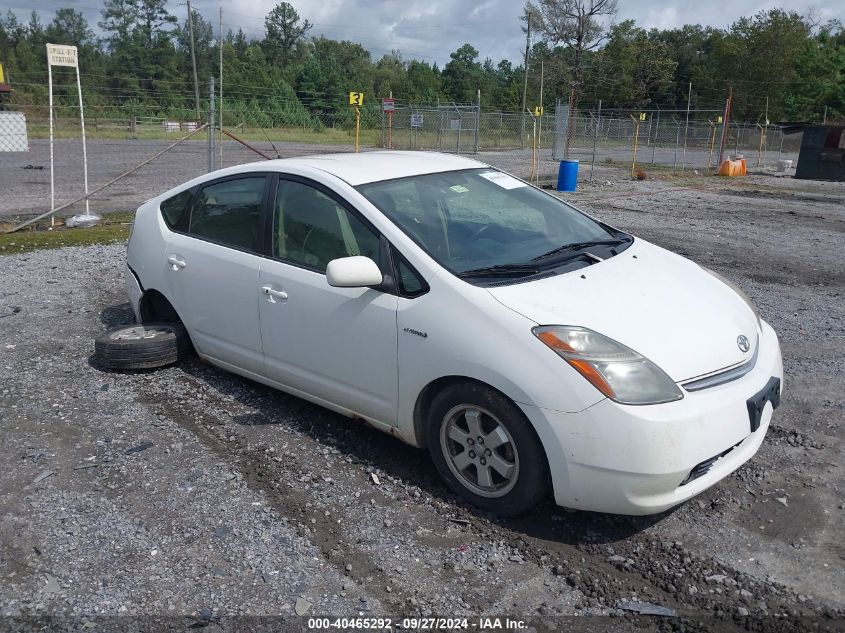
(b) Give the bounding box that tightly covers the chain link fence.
[0,111,28,152]
[0,102,213,220]
[554,104,800,176]
[379,104,480,153]
[0,86,803,221]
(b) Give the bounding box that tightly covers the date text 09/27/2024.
[306,617,528,630]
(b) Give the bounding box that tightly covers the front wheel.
[427,382,549,516]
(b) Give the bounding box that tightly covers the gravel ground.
[0,170,843,632]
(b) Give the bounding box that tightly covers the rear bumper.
[521,320,784,515]
[124,263,143,323]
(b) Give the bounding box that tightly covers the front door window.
[274,180,380,271]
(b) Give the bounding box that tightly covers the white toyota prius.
[117,151,783,516]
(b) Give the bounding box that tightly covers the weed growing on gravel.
[0,212,133,255]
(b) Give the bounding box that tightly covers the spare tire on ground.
[94,323,191,370]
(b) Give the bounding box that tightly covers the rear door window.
[188,176,267,253]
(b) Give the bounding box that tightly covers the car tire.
[94,322,191,370]
[427,382,549,516]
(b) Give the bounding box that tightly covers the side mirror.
[326,256,383,288]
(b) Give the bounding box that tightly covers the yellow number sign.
[533,106,544,117]
[717,115,723,124]
[0,63,5,84]
[348,92,364,106]
[639,112,647,121]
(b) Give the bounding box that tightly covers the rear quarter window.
[160,188,194,230]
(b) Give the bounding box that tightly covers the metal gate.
[438,104,479,154]
[383,103,480,154]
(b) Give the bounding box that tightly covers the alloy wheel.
[439,405,520,498]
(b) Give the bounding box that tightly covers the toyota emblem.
[737,335,750,353]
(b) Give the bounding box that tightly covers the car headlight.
[532,326,683,405]
[701,266,761,330]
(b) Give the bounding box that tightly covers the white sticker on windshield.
[479,171,527,189]
[449,185,469,193]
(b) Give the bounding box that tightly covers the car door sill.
[198,353,404,440]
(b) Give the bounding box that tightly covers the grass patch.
[0,212,133,256]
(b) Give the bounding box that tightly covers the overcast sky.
[11,0,845,65]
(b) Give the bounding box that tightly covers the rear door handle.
[167,255,187,270]
[261,285,288,301]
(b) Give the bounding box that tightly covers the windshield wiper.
[531,238,629,263]
[456,263,541,278]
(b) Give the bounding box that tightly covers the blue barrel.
[557,160,579,192]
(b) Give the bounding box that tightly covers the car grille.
[681,339,759,392]
[679,442,740,486]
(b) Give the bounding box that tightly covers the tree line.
[0,0,842,125]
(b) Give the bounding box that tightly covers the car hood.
[486,239,759,382]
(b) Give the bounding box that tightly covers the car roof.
[259,151,489,186]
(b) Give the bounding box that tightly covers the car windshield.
[357,168,629,278]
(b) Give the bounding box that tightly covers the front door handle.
[167,255,187,270]
[261,285,288,302]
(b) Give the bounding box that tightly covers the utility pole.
[521,11,531,149]
[187,0,200,121]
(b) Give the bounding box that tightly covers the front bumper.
[521,321,784,515]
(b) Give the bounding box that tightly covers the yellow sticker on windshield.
[449,185,469,193]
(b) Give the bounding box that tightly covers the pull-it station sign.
[47,44,78,67]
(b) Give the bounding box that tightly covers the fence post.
[208,77,215,172]
[437,99,442,151]
[762,122,769,168]
[499,112,503,148]
[681,82,691,173]
[474,90,481,154]
[552,99,560,160]
[716,90,732,170]
[707,121,716,170]
[672,121,680,172]
[651,109,660,165]
[590,100,601,183]
[734,123,740,157]
[456,111,461,153]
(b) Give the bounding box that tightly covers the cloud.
[14,0,845,66]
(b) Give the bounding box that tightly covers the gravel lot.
[0,138,799,218]
[0,168,843,632]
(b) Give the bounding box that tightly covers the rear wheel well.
[138,289,181,324]
[414,376,520,449]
